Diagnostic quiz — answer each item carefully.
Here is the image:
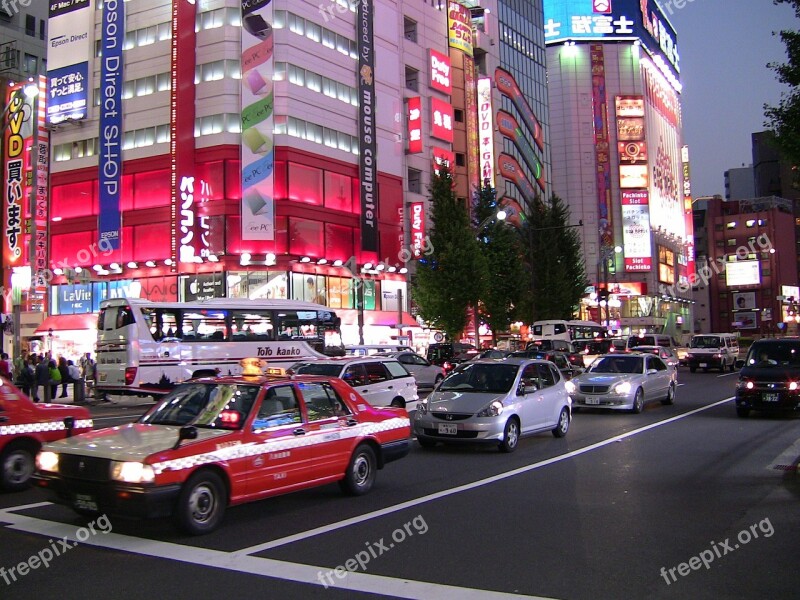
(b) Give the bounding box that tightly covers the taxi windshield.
[141,383,259,429]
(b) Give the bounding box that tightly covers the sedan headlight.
[614,381,632,395]
[111,461,155,484]
[36,451,59,473]
[476,400,504,417]
[565,380,576,394]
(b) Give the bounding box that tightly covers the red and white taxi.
[34,372,411,534]
[0,379,92,491]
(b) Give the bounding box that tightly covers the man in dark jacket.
[34,355,51,402]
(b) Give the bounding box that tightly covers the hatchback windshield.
[439,363,519,393]
[293,363,344,377]
[691,336,721,349]
[589,356,644,374]
[140,383,259,428]
[745,343,800,367]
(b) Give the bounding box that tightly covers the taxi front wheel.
[1,444,36,492]
[176,471,227,535]
[339,445,376,496]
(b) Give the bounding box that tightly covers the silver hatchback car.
[413,358,572,452]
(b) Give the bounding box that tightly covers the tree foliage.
[411,165,487,339]
[764,0,800,165]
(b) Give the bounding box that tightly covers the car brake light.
[125,367,137,385]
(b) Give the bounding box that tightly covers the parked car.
[566,353,677,413]
[526,339,584,370]
[291,356,418,410]
[34,373,411,534]
[633,345,680,368]
[510,350,582,379]
[426,343,476,373]
[386,351,446,389]
[0,379,93,491]
[735,338,800,418]
[687,333,739,373]
[413,358,571,452]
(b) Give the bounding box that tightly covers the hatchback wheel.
[552,408,570,438]
[631,389,644,414]
[498,418,520,453]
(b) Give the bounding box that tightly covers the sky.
[666,0,797,197]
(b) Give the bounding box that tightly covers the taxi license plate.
[438,424,457,435]
[699,363,708,368]
[762,393,779,403]
[74,494,98,512]
[585,397,600,405]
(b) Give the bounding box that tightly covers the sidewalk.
[39,382,156,409]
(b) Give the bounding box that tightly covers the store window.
[288,163,323,205]
[324,171,353,212]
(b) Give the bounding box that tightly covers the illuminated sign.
[447,1,473,56]
[31,76,49,291]
[620,164,648,188]
[615,95,645,117]
[46,0,92,124]
[431,97,454,143]
[600,281,647,296]
[498,153,538,209]
[477,78,495,186]
[464,55,479,191]
[495,68,544,151]
[681,144,695,281]
[733,292,757,310]
[356,0,378,251]
[432,147,455,172]
[618,141,648,164]
[429,49,452,94]
[410,202,425,258]
[3,85,29,271]
[407,97,423,154]
[543,0,680,79]
[590,45,613,249]
[621,190,652,272]
[726,261,761,287]
[658,245,675,284]
[496,110,546,191]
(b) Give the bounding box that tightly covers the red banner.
[407,97,423,154]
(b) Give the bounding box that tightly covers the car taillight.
[125,367,137,385]
[443,361,452,371]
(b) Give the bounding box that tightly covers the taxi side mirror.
[173,425,198,450]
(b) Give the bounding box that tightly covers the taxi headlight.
[111,461,155,484]
[614,382,632,395]
[476,400,504,417]
[36,451,59,473]
[565,381,576,394]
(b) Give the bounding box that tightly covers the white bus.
[95,298,343,397]
[531,319,607,343]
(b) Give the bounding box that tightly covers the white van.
[687,334,739,372]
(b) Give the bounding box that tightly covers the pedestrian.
[14,358,35,397]
[0,352,10,380]
[58,356,71,398]
[79,352,95,380]
[34,356,50,402]
[12,350,28,382]
[49,360,63,400]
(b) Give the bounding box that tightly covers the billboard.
[431,97,454,143]
[407,97,423,154]
[47,0,93,125]
[241,0,275,241]
[357,0,378,252]
[447,1,473,56]
[621,190,652,272]
[429,49,452,94]
[410,202,425,258]
[477,78,495,187]
[543,0,680,80]
[726,261,760,287]
[3,84,34,273]
[733,292,757,310]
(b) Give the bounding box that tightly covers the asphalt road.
[1,370,798,599]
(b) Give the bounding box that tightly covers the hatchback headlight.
[476,400,504,417]
[614,382,632,395]
[111,461,155,484]
[565,381,576,394]
[36,451,59,473]
[416,401,428,415]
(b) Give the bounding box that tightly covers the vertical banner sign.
[241,0,275,241]
[410,202,425,258]
[477,77,495,187]
[172,0,198,264]
[621,190,652,272]
[32,76,50,291]
[428,49,452,94]
[496,110,546,191]
[99,0,124,250]
[463,56,479,193]
[447,1,473,56]
[590,44,613,250]
[357,0,378,252]
[46,0,93,125]
[2,84,30,277]
[681,145,695,281]
[407,97,422,154]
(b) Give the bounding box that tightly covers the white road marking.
[0,510,556,599]
[235,397,735,555]
[717,372,739,378]
[767,438,800,471]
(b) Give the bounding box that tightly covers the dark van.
[735,338,800,418]
[426,343,476,372]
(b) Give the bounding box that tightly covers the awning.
[34,313,98,334]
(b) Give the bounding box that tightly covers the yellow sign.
[447,2,473,56]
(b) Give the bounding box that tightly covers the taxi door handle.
[161,351,170,357]
[345,418,358,427]
[387,385,393,390]
[293,428,306,436]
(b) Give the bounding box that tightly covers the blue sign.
[57,284,94,315]
[47,62,89,124]
[98,0,124,250]
[543,0,679,79]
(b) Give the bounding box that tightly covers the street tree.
[764,0,800,165]
[412,165,487,340]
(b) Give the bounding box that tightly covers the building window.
[403,17,417,42]
[407,168,422,194]
[23,53,36,74]
[758,219,767,226]
[726,239,737,247]
[456,153,466,167]
[39,19,45,40]
[746,219,756,227]
[454,109,464,122]
[725,222,736,229]
[763,269,771,276]
[25,14,35,36]
[405,66,418,91]
[714,224,723,231]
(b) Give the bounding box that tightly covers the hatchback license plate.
[437,423,457,435]
[762,393,779,403]
[585,397,600,405]
[74,494,98,512]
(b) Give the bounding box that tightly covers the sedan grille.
[431,413,473,421]
[59,455,112,482]
[580,385,610,394]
